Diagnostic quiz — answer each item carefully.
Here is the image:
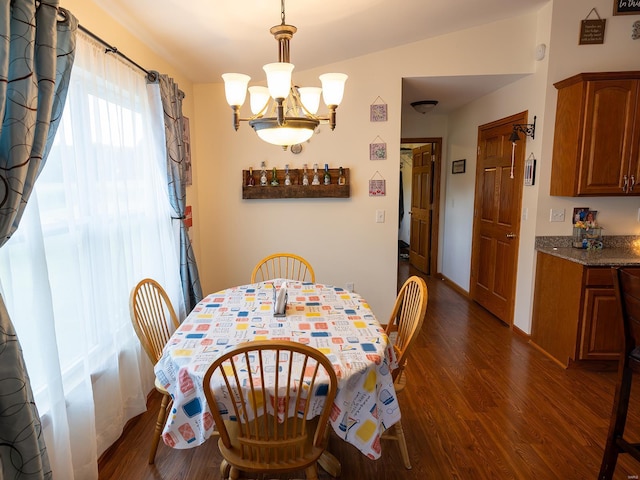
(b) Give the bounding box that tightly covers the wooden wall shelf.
[242,168,350,199]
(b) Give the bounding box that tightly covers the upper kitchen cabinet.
[550,72,640,196]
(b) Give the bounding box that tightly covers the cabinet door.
[629,82,640,193]
[578,287,622,360]
[578,79,639,195]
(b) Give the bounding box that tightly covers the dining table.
[154,279,401,470]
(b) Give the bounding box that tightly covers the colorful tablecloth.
[154,280,400,459]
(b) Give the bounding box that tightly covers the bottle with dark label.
[323,163,331,185]
[246,167,255,186]
[338,166,346,185]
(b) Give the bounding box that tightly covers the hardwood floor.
[98,260,640,479]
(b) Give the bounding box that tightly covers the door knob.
[506,233,516,238]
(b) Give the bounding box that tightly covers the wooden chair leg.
[229,466,241,480]
[219,460,230,479]
[599,366,633,479]
[148,392,171,464]
[318,450,341,477]
[305,463,319,480]
[395,420,412,469]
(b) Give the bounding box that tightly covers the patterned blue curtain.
[149,72,203,312]
[0,2,77,478]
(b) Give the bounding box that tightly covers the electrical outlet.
[345,282,354,292]
[375,210,385,223]
[549,208,565,222]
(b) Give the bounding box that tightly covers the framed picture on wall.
[452,159,466,174]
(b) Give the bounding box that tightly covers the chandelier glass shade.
[222,1,348,148]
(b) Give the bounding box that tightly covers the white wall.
[535,1,640,240]
[192,13,540,321]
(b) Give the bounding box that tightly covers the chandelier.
[222,0,348,149]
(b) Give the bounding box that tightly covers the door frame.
[401,137,442,276]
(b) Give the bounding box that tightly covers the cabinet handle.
[506,233,516,238]
[630,175,636,192]
[623,175,629,193]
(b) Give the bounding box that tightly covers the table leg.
[318,451,341,478]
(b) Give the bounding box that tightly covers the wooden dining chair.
[382,275,428,470]
[129,278,180,464]
[599,266,640,479]
[250,252,316,283]
[203,340,338,480]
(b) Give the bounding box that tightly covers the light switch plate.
[550,208,565,222]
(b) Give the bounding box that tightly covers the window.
[0,33,184,471]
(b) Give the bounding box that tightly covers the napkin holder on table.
[273,282,288,317]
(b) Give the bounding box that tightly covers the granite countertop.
[536,245,640,266]
[536,235,640,266]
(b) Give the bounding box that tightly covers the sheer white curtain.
[0,32,184,479]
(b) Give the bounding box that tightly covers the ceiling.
[89,0,548,113]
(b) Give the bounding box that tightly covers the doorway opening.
[399,137,442,278]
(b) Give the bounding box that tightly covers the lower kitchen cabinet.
[530,251,622,367]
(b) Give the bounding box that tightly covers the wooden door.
[469,113,525,325]
[409,144,433,273]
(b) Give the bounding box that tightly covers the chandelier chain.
[281,0,286,25]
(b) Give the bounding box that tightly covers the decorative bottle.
[312,163,320,185]
[271,166,279,186]
[338,166,346,186]
[302,163,309,186]
[246,167,255,187]
[323,163,331,185]
[284,164,291,185]
[260,161,268,186]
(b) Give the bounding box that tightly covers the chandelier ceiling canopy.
[222,0,348,149]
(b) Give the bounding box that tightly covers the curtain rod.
[77,23,156,81]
